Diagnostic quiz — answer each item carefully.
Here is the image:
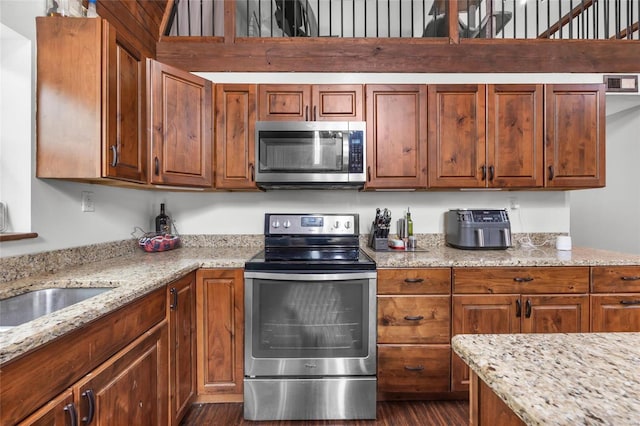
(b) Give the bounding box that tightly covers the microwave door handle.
[343,132,350,173]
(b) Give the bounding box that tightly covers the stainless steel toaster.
[445,209,512,250]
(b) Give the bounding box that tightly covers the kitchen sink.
[0,287,113,329]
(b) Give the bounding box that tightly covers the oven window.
[258,130,345,173]
[251,279,369,358]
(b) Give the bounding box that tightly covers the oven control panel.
[265,213,359,235]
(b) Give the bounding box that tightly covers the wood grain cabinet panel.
[378,295,451,344]
[428,84,486,188]
[149,60,213,187]
[487,84,543,188]
[36,17,146,183]
[215,84,258,190]
[196,269,244,400]
[366,84,428,189]
[453,267,590,294]
[520,294,589,333]
[17,390,75,426]
[258,84,363,121]
[591,294,640,332]
[378,345,451,395]
[591,266,640,293]
[545,84,606,188]
[378,268,451,295]
[168,273,196,425]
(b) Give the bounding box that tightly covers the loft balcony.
[98,0,640,73]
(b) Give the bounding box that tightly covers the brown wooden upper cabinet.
[258,84,364,121]
[36,17,147,183]
[215,84,258,190]
[545,84,606,188]
[148,60,213,187]
[365,84,428,189]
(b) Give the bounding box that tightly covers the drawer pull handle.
[404,278,425,284]
[525,299,532,318]
[64,403,78,426]
[513,277,534,283]
[170,287,178,310]
[404,315,424,321]
[404,365,424,371]
[515,299,522,318]
[620,300,640,305]
[81,389,95,424]
[621,276,640,281]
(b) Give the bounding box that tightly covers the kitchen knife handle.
[404,278,425,284]
[404,365,425,371]
[513,276,534,283]
[81,389,95,424]
[525,299,532,318]
[489,165,495,181]
[404,315,424,321]
[64,403,78,426]
[154,157,160,176]
[481,165,487,181]
[249,163,255,181]
[170,287,178,310]
[515,299,522,317]
[621,276,640,281]
[620,300,640,305]
[110,145,118,167]
[548,165,554,180]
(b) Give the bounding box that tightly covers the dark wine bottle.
[155,203,171,234]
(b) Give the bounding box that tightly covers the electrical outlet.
[509,197,520,210]
[81,191,95,212]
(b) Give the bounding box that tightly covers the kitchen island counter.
[452,332,640,426]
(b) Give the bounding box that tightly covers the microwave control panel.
[265,213,359,235]
[348,131,364,173]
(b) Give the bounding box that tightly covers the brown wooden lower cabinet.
[591,294,640,331]
[17,390,75,426]
[469,371,525,426]
[168,273,196,425]
[377,344,451,397]
[195,269,244,401]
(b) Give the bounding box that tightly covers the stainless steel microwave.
[254,121,366,189]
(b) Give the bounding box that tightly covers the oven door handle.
[244,271,377,281]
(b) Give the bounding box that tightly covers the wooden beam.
[156,38,640,73]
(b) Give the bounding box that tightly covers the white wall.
[570,95,640,254]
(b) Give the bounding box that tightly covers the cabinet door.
[196,269,244,397]
[365,84,428,189]
[215,84,258,189]
[545,84,605,188]
[104,31,147,182]
[168,274,196,426]
[378,295,451,344]
[487,84,543,188]
[451,294,520,391]
[428,84,486,188]
[521,294,589,333]
[591,294,640,332]
[258,84,311,121]
[149,60,213,187]
[75,322,169,426]
[312,84,364,121]
[378,345,451,395]
[17,390,75,426]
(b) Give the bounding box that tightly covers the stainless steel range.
[243,213,377,421]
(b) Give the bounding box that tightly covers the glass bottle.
[406,207,413,237]
[155,203,171,234]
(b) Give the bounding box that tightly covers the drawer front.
[591,266,640,293]
[378,268,451,295]
[591,294,640,332]
[377,344,451,394]
[453,267,589,294]
[378,295,450,344]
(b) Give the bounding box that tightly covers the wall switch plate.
[508,197,520,210]
[81,191,95,212]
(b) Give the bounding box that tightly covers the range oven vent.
[604,75,638,93]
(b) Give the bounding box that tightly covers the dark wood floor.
[180,401,470,426]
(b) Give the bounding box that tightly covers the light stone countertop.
[1,241,639,365]
[451,333,640,426]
